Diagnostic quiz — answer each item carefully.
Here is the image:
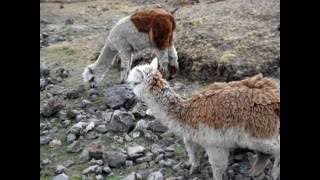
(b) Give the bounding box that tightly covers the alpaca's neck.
[142,72,184,119]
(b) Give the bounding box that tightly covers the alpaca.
[126,58,280,180]
[82,8,179,88]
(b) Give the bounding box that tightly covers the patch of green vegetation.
[220,51,236,63]
[175,144,187,160]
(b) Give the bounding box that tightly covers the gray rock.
[55,68,69,79]
[42,98,65,117]
[79,149,90,162]
[63,160,75,168]
[40,78,49,91]
[40,135,53,145]
[66,89,80,99]
[102,165,112,174]
[123,172,142,180]
[151,144,164,155]
[126,160,133,166]
[87,143,105,160]
[40,64,50,78]
[103,151,127,168]
[148,120,168,133]
[127,144,145,157]
[95,175,103,180]
[136,156,152,164]
[55,165,66,174]
[164,159,178,167]
[41,159,51,166]
[68,122,87,135]
[82,165,99,175]
[155,154,164,163]
[52,173,69,180]
[147,171,164,180]
[49,139,62,148]
[104,84,137,110]
[109,110,135,133]
[135,119,149,131]
[95,125,107,133]
[65,18,74,24]
[67,141,81,153]
[67,133,77,144]
[66,110,79,120]
[132,101,148,119]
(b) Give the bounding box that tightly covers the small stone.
[159,160,165,167]
[126,160,133,166]
[123,172,142,180]
[155,154,164,163]
[40,135,53,145]
[52,173,69,180]
[102,165,112,174]
[234,154,244,161]
[164,151,175,158]
[103,151,127,168]
[66,89,80,99]
[95,125,107,133]
[85,131,98,140]
[147,171,164,180]
[135,119,149,130]
[148,120,168,133]
[61,120,71,127]
[109,110,135,133]
[151,144,164,155]
[87,143,105,159]
[95,174,103,180]
[127,144,145,157]
[65,18,74,24]
[55,165,66,174]
[82,165,98,175]
[124,134,133,142]
[49,139,62,148]
[164,159,178,167]
[41,159,51,166]
[136,156,152,163]
[63,160,75,168]
[67,141,81,153]
[42,98,65,117]
[67,133,77,144]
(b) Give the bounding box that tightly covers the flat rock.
[148,120,168,133]
[103,151,127,168]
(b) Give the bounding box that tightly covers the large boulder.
[108,110,135,133]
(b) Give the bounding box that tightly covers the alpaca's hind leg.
[271,153,280,180]
[206,146,229,180]
[83,43,117,88]
[119,51,132,83]
[249,152,271,176]
[168,45,179,78]
[184,137,202,174]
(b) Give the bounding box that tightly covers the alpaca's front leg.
[184,137,202,174]
[168,45,179,78]
[155,49,170,79]
[271,154,280,180]
[119,51,132,83]
[206,146,229,180]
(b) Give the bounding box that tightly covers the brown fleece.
[130,9,176,50]
[179,74,280,139]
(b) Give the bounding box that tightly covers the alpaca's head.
[127,57,159,97]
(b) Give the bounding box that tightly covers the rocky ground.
[40,0,280,179]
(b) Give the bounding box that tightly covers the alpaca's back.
[180,74,280,139]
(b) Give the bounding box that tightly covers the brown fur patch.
[149,71,168,91]
[130,9,176,50]
[179,74,280,139]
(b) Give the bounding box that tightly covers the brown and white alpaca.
[127,58,280,180]
[83,8,179,88]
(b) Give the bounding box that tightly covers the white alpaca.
[82,8,178,88]
[127,58,280,180]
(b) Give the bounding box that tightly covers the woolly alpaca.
[82,8,178,88]
[127,58,280,180]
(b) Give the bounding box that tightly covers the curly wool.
[178,74,280,139]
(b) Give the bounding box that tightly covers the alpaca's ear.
[150,57,158,71]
